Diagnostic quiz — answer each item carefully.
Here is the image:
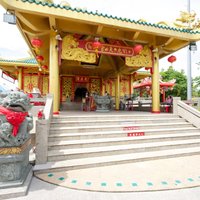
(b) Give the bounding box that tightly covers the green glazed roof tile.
[0,58,37,65]
[19,0,199,34]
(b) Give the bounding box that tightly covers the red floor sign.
[127,132,145,137]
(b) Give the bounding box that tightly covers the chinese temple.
[1,0,200,113]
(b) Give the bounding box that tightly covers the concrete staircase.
[34,113,200,174]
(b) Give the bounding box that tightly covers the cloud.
[0,6,29,52]
[0,47,29,59]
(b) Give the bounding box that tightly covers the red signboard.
[75,76,89,83]
[78,41,134,57]
[127,132,145,137]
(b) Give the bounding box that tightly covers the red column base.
[53,111,60,115]
[151,110,160,114]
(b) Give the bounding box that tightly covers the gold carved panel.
[62,76,74,99]
[42,76,49,95]
[125,46,152,67]
[89,78,101,95]
[105,79,116,96]
[120,80,130,97]
[23,75,38,93]
[0,138,31,155]
[61,35,96,63]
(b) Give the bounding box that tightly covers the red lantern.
[134,44,143,55]
[31,38,43,48]
[92,38,102,57]
[92,37,102,49]
[36,55,44,62]
[92,40,102,49]
[168,55,176,63]
[42,65,48,70]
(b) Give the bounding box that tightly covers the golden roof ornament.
[174,10,200,30]
[37,0,54,3]
[60,1,71,7]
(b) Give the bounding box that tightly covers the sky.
[0,0,200,88]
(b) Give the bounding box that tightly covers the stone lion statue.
[0,90,33,147]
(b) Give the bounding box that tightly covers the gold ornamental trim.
[174,11,200,30]
[0,138,31,155]
[125,46,152,67]
[61,35,96,63]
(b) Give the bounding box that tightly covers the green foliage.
[193,76,200,97]
[160,66,187,100]
[193,76,200,87]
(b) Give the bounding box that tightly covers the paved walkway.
[10,176,200,200]
[7,155,200,200]
[34,155,200,192]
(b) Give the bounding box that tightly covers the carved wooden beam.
[164,37,175,46]
[133,31,140,40]
[103,69,116,79]
[49,16,56,30]
[16,12,49,31]
[23,30,50,36]
[96,24,104,34]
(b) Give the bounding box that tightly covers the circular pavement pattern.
[35,155,200,192]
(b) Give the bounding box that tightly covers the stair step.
[48,131,200,150]
[34,146,200,173]
[52,114,179,121]
[48,127,199,141]
[50,117,184,126]
[48,138,200,161]
[34,112,200,174]
[49,122,193,133]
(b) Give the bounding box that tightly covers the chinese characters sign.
[75,76,89,83]
[79,41,134,57]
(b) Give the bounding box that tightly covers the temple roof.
[0,58,37,65]
[1,0,200,78]
[15,0,200,34]
[0,57,38,78]
[133,78,175,89]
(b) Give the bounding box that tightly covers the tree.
[193,76,200,97]
[160,66,187,100]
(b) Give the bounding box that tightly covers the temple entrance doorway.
[74,83,89,102]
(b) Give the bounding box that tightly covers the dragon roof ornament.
[174,11,200,30]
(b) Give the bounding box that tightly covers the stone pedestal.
[0,138,33,199]
[94,95,111,112]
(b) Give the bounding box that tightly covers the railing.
[30,98,46,118]
[125,100,152,111]
[123,99,164,112]
[130,98,200,113]
[35,94,53,164]
[183,98,200,111]
[30,97,46,104]
[173,97,200,128]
